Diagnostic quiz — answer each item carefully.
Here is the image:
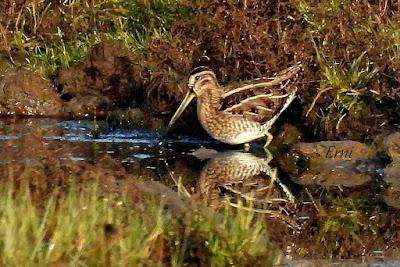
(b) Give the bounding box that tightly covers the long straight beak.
[168,91,196,128]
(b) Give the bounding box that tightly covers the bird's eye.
[195,75,200,81]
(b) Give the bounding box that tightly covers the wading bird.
[168,63,302,158]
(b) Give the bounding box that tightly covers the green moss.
[297,1,325,33]
[320,52,379,91]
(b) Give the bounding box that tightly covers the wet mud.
[55,41,143,118]
[0,70,62,116]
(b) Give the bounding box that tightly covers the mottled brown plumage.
[194,150,295,210]
[168,63,302,145]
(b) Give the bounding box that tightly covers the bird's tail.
[261,89,297,134]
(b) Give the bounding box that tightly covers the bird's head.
[187,66,218,97]
[168,66,218,128]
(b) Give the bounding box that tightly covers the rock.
[292,165,371,187]
[291,141,376,187]
[382,132,400,163]
[191,146,219,160]
[379,133,400,208]
[383,186,400,210]
[291,141,375,167]
[0,70,62,116]
[382,164,400,209]
[382,164,400,183]
[63,95,110,117]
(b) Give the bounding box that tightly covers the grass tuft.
[0,178,278,266]
[7,0,189,76]
[307,38,379,133]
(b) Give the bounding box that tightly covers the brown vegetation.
[0,0,399,141]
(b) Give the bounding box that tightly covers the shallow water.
[0,117,386,172]
[1,117,400,262]
[0,117,220,164]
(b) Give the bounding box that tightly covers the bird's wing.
[220,62,302,123]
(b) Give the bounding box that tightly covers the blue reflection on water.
[0,118,218,164]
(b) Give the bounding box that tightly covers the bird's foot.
[243,142,250,152]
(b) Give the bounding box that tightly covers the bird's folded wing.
[222,62,302,98]
[220,62,302,122]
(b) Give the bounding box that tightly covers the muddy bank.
[0,129,138,199]
[0,70,62,116]
[55,41,143,117]
[0,0,398,141]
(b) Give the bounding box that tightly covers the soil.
[0,70,63,116]
[0,0,398,140]
[0,129,140,202]
[55,41,143,118]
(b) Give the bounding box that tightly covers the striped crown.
[189,66,213,76]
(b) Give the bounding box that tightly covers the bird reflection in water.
[193,148,295,222]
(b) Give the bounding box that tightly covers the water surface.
[1,117,399,262]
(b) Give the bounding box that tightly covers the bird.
[193,150,295,214]
[168,62,302,156]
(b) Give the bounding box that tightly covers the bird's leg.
[243,142,250,152]
[263,131,274,163]
[264,131,274,147]
[264,148,273,164]
[265,168,295,203]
